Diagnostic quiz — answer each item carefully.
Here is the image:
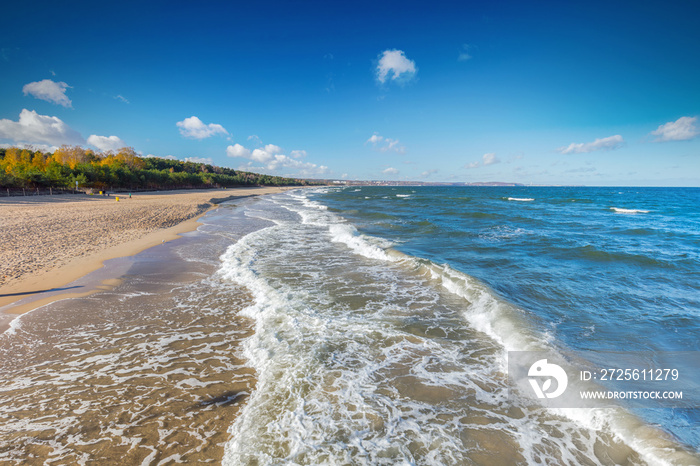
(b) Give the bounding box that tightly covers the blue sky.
[1,0,699,185]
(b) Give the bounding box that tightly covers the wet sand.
[0,222,258,463]
[0,190,287,463]
[0,187,291,331]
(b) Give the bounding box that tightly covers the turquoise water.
[218,187,700,464]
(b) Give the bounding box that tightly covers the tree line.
[0,146,317,190]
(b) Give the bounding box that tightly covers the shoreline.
[0,186,295,333]
[0,199,261,463]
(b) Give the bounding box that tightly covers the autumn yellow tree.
[3,148,20,171]
[52,146,89,169]
[31,152,47,170]
[116,147,146,170]
[19,149,32,165]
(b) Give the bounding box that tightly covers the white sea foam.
[396,194,411,198]
[328,224,394,262]
[2,315,22,337]
[220,224,554,464]
[280,189,396,262]
[480,225,526,240]
[507,197,534,201]
[611,207,650,214]
[1,295,72,337]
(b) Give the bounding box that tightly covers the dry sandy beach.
[0,187,289,329]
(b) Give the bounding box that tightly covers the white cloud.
[247,134,263,145]
[557,135,624,154]
[376,49,417,84]
[114,95,129,104]
[382,167,399,175]
[22,79,72,107]
[144,154,179,160]
[458,44,472,62]
[650,116,699,142]
[421,169,438,177]
[242,144,285,164]
[483,153,500,165]
[226,143,251,158]
[251,148,273,164]
[302,165,330,177]
[184,156,214,164]
[0,109,84,146]
[264,144,283,155]
[176,116,228,139]
[465,153,501,169]
[268,154,330,176]
[564,166,597,174]
[0,142,57,153]
[366,132,406,154]
[367,134,383,144]
[227,140,329,177]
[387,139,405,153]
[87,134,125,152]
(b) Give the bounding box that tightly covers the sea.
[1,185,699,465]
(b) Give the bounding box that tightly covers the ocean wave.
[507,197,535,201]
[329,223,395,261]
[457,211,500,219]
[283,190,397,262]
[618,228,656,236]
[611,207,650,214]
[569,244,670,268]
